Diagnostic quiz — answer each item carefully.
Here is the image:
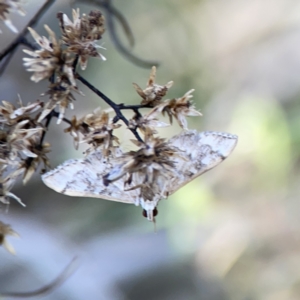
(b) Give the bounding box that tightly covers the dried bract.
[21,142,51,184]
[0,171,25,206]
[65,108,120,154]
[133,66,173,106]
[128,111,169,134]
[57,8,106,70]
[0,221,19,255]
[23,25,76,86]
[147,89,202,130]
[0,97,49,205]
[103,129,180,220]
[39,79,82,124]
[0,0,25,33]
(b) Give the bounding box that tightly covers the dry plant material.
[0,7,237,226]
[0,0,25,33]
[0,221,19,254]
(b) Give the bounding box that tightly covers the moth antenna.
[153,217,157,233]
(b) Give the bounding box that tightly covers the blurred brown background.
[1,0,300,299]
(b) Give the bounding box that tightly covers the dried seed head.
[104,129,179,187]
[0,97,43,126]
[103,129,182,221]
[64,107,120,154]
[128,111,169,134]
[57,9,106,70]
[39,79,83,124]
[0,97,49,201]
[133,66,173,106]
[147,89,202,130]
[23,25,76,86]
[0,221,19,254]
[21,142,51,184]
[0,0,25,33]
[0,170,25,206]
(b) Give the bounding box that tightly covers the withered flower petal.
[39,79,82,124]
[147,89,202,130]
[104,128,179,187]
[133,66,173,106]
[57,8,106,70]
[0,0,25,33]
[65,107,119,154]
[23,25,76,86]
[0,221,19,255]
[128,111,169,134]
[0,170,25,206]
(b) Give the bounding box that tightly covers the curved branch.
[0,257,78,298]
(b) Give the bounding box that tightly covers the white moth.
[42,130,237,221]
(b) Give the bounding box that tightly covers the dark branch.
[0,257,78,298]
[75,0,160,68]
[0,0,55,73]
[76,73,144,143]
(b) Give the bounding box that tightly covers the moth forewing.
[166,130,238,195]
[42,151,139,205]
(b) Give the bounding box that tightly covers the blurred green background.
[1,0,300,299]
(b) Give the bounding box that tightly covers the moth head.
[140,199,159,221]
[142,207,158,221]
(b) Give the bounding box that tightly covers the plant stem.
[77,73,144,142]
[0,0,55,69]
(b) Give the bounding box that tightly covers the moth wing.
[167,130,238,195]
[42,150,139,204]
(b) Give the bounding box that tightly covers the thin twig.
[0,257,78,298]
[0,0,55,73]
[75,0,160,68]
[76,73,144,142]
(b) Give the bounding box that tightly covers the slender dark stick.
[0,0,55,68]
[76,0,159,68]
[0,50,14,77]
[118,103,152,110]
[77,73,144,142]
[0,257,78,298]
[103,0,159,69]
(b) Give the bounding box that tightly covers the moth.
[42,130,237,221]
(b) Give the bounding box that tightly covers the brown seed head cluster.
[64,107,120,155]
[0,97,50,206]
[104,129,178,189]
[57,8,106,70]
[133,66,173,107]
[22,9,106,123]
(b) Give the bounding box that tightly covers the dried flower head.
[57,8,106,70]
[64,107,120,154]
[0,97,43,125]
[0,97,50,205]
[103,129,181,220]
[0,98,44,165]
[133,66,173,106]
[128,111,169,134]
[0,221,19,254]
[0,170,25,206]
[21,142,51,184]
[23,25,76,86]
[0,0,25,33]
[38,79,83,124]
[147,89,202,130]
